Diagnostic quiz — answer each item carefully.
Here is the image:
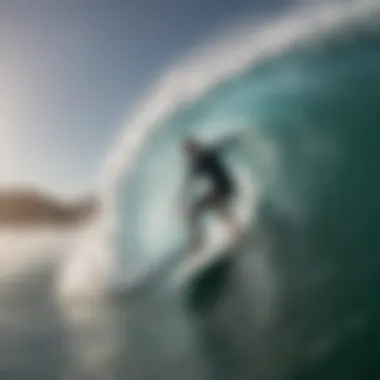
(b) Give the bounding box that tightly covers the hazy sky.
[0,0,291,197]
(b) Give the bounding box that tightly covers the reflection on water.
[0,195,374,380]
[60,294,210,380]
[0,237,274,380]
[0,261,216,380]
[0,270,67,380]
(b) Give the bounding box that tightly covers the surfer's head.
[182,137,202,156]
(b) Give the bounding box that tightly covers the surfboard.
[173,227,248,316]
[173,227,245,287]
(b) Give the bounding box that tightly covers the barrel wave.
[108,1,380,279]
[56,1,380,378]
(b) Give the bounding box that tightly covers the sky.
[0,0,291,197]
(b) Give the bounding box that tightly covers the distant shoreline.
[0,188,97,229]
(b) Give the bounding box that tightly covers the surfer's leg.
[187,196,209,252]
[214,195,241,237]
[187,210,203,251]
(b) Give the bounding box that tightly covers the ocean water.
[2,1,380,379]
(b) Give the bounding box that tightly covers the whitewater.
[1,0,380,379]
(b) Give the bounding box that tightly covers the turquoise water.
[117,14,380,267]
[112,10,380,378]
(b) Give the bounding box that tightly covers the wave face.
[110,1,380,280]
[100,3,380,377]
[57,1,380,379]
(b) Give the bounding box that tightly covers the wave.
[58,0,380,299]
[103,0,379,271]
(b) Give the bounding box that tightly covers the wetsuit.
[187,138,238,211]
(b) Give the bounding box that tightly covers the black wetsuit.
[188,140,237,210]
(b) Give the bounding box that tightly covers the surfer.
[180,131,248,252]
